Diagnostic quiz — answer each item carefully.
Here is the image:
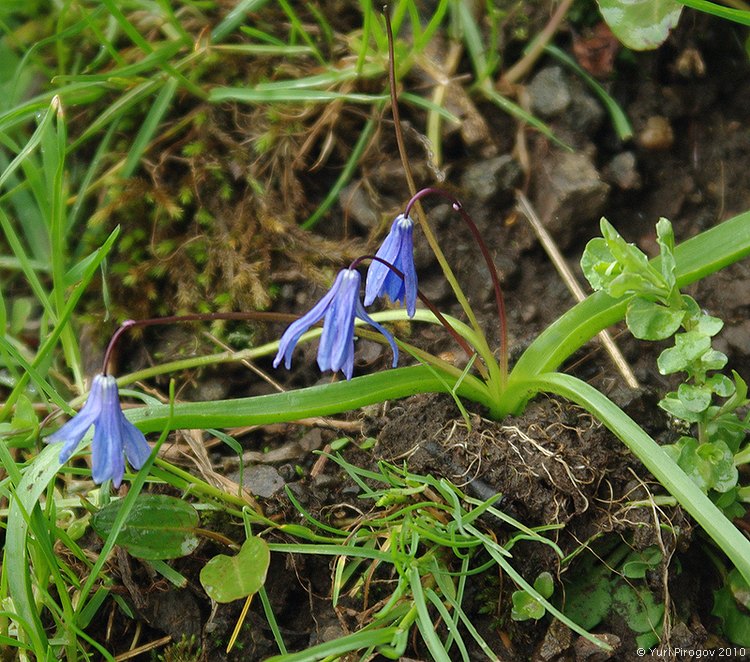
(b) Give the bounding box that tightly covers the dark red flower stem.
[101,311,296,376]
[404,188,508,380]
[350,255,477,363]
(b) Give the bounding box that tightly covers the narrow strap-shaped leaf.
[128,365,493,433]
[518,372,750,588]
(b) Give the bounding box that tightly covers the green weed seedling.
[581,218,750,516]
[510,572,554,622]
[582,217,750,647]
[563,541,666,651]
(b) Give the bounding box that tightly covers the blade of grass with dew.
[544,44,632,141]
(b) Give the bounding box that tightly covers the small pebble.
[638,116,674,151]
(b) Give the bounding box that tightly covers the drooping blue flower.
[273,268,398,380]
[364,213,417,317]
[48,374,151,488]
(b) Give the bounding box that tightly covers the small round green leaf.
[200,536,270,603]
[597,0,683,51]
[626,297,684,340]
[511,589,545,621]
[677,383,711,414]
[92,494,200,560]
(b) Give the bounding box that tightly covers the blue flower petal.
[50,373,149,487]
[319,270,358,375]
[355,300,399,368]
[273,271,345,370]
[90,377,126,488]
[275,268,400,380]
[120,417,151,470]
[364,214,417,317]
[48,375,106,463]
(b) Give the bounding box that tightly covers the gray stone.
[534,151,610,248]
[603,151,641,190]
[568,86,605,134]
[528,67,572,118]
[244,464,285,498]
[339,181,379,230]
[460,155,522,203]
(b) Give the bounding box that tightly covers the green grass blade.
[121,76,178,178]
[409,565,451,662]
[544,44,633,141]
[97,0,205,98]
[45,99,83,389]
[0,207,53,318]
[5,445,63,656]
[209,87,386,104]
[0,99,55,197]
[0,227,120,421]
[212,0,272,43]
[264,627,399,662]
[678,0,750,25]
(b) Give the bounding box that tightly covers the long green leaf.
[5,445,63,656]
[129,365,493,433]
[209,87,386,104]
[525,372,750,588]
[678,0,750,25]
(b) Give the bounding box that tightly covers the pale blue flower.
[273,269,398,380]
[48,374,151,488]
[365,213,417,317]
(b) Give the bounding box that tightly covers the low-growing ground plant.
[2,1,750,660]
